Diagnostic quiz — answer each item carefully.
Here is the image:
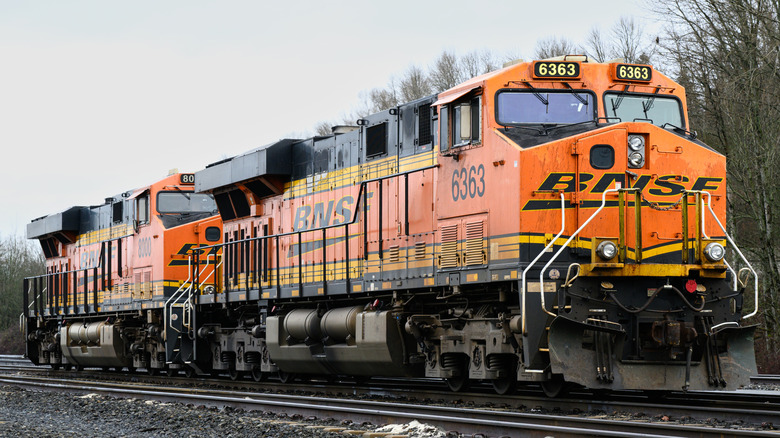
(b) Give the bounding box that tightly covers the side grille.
[418,104,432,146]
[415,241,426,260]
[464,220,485,266]
[388,245,400,263]
[440,224,459,269]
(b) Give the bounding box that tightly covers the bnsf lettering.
[293,195,362,232]
[537,172,594,192]
[523,173,723,211]
[691,177,722,191]
[648,175,689,196]
[78,245,116,269]
[536,173,720,194]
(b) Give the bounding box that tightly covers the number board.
[180,173,195,185]
[614,64,652,82]
[533,61,580,79]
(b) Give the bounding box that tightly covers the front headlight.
[628,151,645,168]
[704,242,725,262]
[628,135,645,151]
[596,241,618,261]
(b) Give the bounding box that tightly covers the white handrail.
[520,193,566,335]
[197,253,221,287]
[164,256,193,337]
[696,192,738,290]
[539,188,620,317]
[183,253,220,331]
[697,190,759,322]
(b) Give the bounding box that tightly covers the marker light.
[596,241,618,261]
[704,242,725,262]
[628,151,645,168]
[628,135,645,151]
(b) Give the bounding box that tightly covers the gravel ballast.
[0,385,446,437]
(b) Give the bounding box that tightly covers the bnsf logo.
[292,194,375,232]
[523,172,723,211]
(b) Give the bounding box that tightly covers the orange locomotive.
[186,56,758,394]
[23,172,221,374]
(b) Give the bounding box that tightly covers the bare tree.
[584,17,655,63]
[460,50,502,79]
[429,51,464,93]
[313,121,333,137]
[585,27,610,63]
[534,36,580,59]
[366,76,401,113]
[656,0,780,370]
[479,50,502,73]
[398,65,432,103]
[0,234,44,353]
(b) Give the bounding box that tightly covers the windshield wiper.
[642,91,658,118]
[610,85,631,115]
[521,82,549,107]
[562,82,589,106]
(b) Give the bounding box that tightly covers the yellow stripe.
[283,150,437,200]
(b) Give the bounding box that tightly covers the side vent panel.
[415,241,426,260]
[439,224,459,269]
[464,220,485,266]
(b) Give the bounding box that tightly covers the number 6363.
[451,164,485,201]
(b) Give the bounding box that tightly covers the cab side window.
[136,193,150,226]
[442,95,481,152]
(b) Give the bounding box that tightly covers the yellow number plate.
[614,64,652,82]
[533,61,580,79]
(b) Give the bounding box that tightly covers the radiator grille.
[418,104,432,146]
[440,224,459,268]
[388,245,400,263]
[415,241,426,260]
[464,221,485,266]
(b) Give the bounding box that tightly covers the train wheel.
[251,368,266,382]
[75,365,84,372]
[50,364,60,371]
[278,371,296,383]
[63,364,72,371]
[541,376,569,398]
[146,367,156,376]
[491,375,516,395]
[228,369,241,381]
[445,375,469,392]
[443,355,470,392]
[165,367,176,377]
[184,367,195,378]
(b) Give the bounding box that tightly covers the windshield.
[157,191,217,214]
[604,93,684,127]
[496,91,595,125]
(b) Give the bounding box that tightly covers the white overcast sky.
[0,0,653,237]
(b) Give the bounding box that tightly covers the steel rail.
[0,374,778,438]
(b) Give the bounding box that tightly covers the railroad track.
[0,355,39,371]
[1,373,778,438]
[1,356,778,436]
[749,374,780,385]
